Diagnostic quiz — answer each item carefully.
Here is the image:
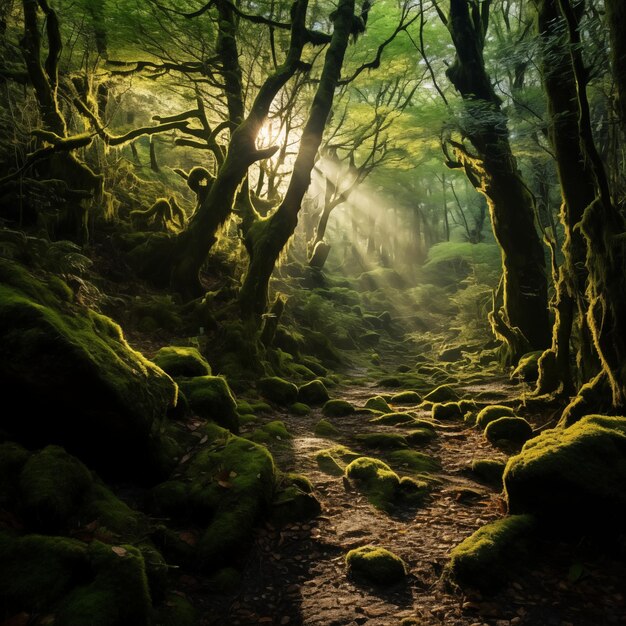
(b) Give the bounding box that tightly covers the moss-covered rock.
[246,420,291,446]
[364,395,392,413]
[432,402,462,420]
[346,545,407,585]
[314,418,340,438]
[504,415,626,530]
[471,459,506,488]
[377,376,402,388]
[297,379,330,405]
[271,478,321,525]
[154,592,197,626]
[370,412,415,426]
[289,401,311,415]
[0,259,177,481]
[485,417,533,445]
[19,445,93,532]
[322,399,355,417]
[178,375,239,433]
[405,428,437,445]
[511,350,543,382]
[356,432,408,450]
[386,450,440,473]
[258,376,298,405]
[345,457,400,510]
[423,384,459,403]
[152,346,211,378]
[446,515,536,591]
[391,391,421,405]
[475,404,515,429]
[315,445,359,475]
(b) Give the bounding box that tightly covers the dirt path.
[193,381,626,626]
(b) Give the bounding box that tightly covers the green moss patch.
[476,405,515,429]
[152,346,211,378]
[471,459,506,488]
[346,545,407,585]
[504,415,626,530]
[355,433,408,450]
[447,515,536,591]
[423,384,459,403]
[370,412,415,426]
[405,428,438,445]
[258,376,298,405]
[432,402,462,420]
[511,350,543,382]
[386,450,440,473]
[345,457,400,510]
[485,417,533,446]
[297,379,330,405]
[246,420,292,446]
[314,418,340,438]
[289,402,311,415]
[391,391,421,405]
[364,395,392,413]
[315,445,359,475]
[322,399,355,417]
[178,375,239,433]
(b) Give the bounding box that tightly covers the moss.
[0,531,89,614]
[257,376,298,405]
[377,376,402,388]
[301,356,327,377]
[19,445,93,532]
[153,346,211,378]
[322,399,355,417]
[405,428,438,445]
[236,399,254,414]
[345,545,407,585]
[238,413,257,425]
[290,363,317,381]
[0,441,30,506]
[271,483,321,525]
[504,415,626,530]
[397,476,431,505]
[391,391,421,405]
[138,542,168,602]
[150,480,190,518]
[485,417,533,445]
[178,376,239,433]
[56,540,152,626]
[510,350,543,382]
[315,445,359,475]
[0,260,177,481]
[297,379,330,405]
[364,395,392,413]
[386,450,440,473]
[289,402,311,415]
[249,400,273,413]
[446,515,536,591]
[432,402,462,420]
[345,457,400,510]
[475,404,515,429]
[369,412,415,426]
[471,459,506,488]
[423,384,459,403]
[314,418,340,438]
[356,433,408,450]
[208,567,242,594]
[85,482,146,539]
[154,592,197,626]
[246,420,291,445]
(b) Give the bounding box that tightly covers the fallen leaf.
[200,435,208,444]
[218,480,232,489]
[111,546,128,557]
[180,453,192,464]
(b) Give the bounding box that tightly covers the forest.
[0,0,625,624]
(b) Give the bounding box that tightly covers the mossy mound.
[391,391,421,405]
[364,395,392,413]
[475,405,515,429]
[405,428,438,445]
[314,418,340,438]
[423,384,459,403]
[322,399,355,417]
[504,415,626,531]
[511,350,543,382]
[271,475,321,525]
[0,259,177,481]
[446,515,536,591]
[485,417,533,446]
[178,375,239,433]
[152,346,211,378]
[345,457,400,510]
[258,376,298,406]
[370,412,415,426]
[471,459,506,488]
[0,533,155,625]
[246,420,291,446]
[154,592,197,626]
[289,402,311,416]
[297,379,330,405]
[356,433,408,450]
[377,376,403,388]
[345,545,407,585]
[386,450,440,473]
[432,402,462,420]
[315,445,359,476]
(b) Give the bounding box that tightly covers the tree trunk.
[239,0,356,320]
[445,0,550,358]
[605,0,626,138]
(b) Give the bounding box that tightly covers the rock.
[485,417,533,445]
[471,459,506,488]
[178,375,239,433]
[314,419,340,438]
[345,545,407,585]
[289,402,311,416]
[152,346,211,378]
[297,380,330,405]
[258,377,298,406]
[475,405,515,429]
[364,395,392,413]
[322,399,355,417]
[369,412,415,426]
[432,402,463,420]
[423,385,459,403]
[0,259,177,481]
[344,457,400,510]
[391,391,421,405]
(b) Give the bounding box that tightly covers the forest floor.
[175,357,626,626]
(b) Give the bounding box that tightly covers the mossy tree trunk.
[605,0,626,139]
[556,0,626,410]
[444,0,550,359]
[167,0,312,299]
[238,0,356,321]
[533,0,598,396]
